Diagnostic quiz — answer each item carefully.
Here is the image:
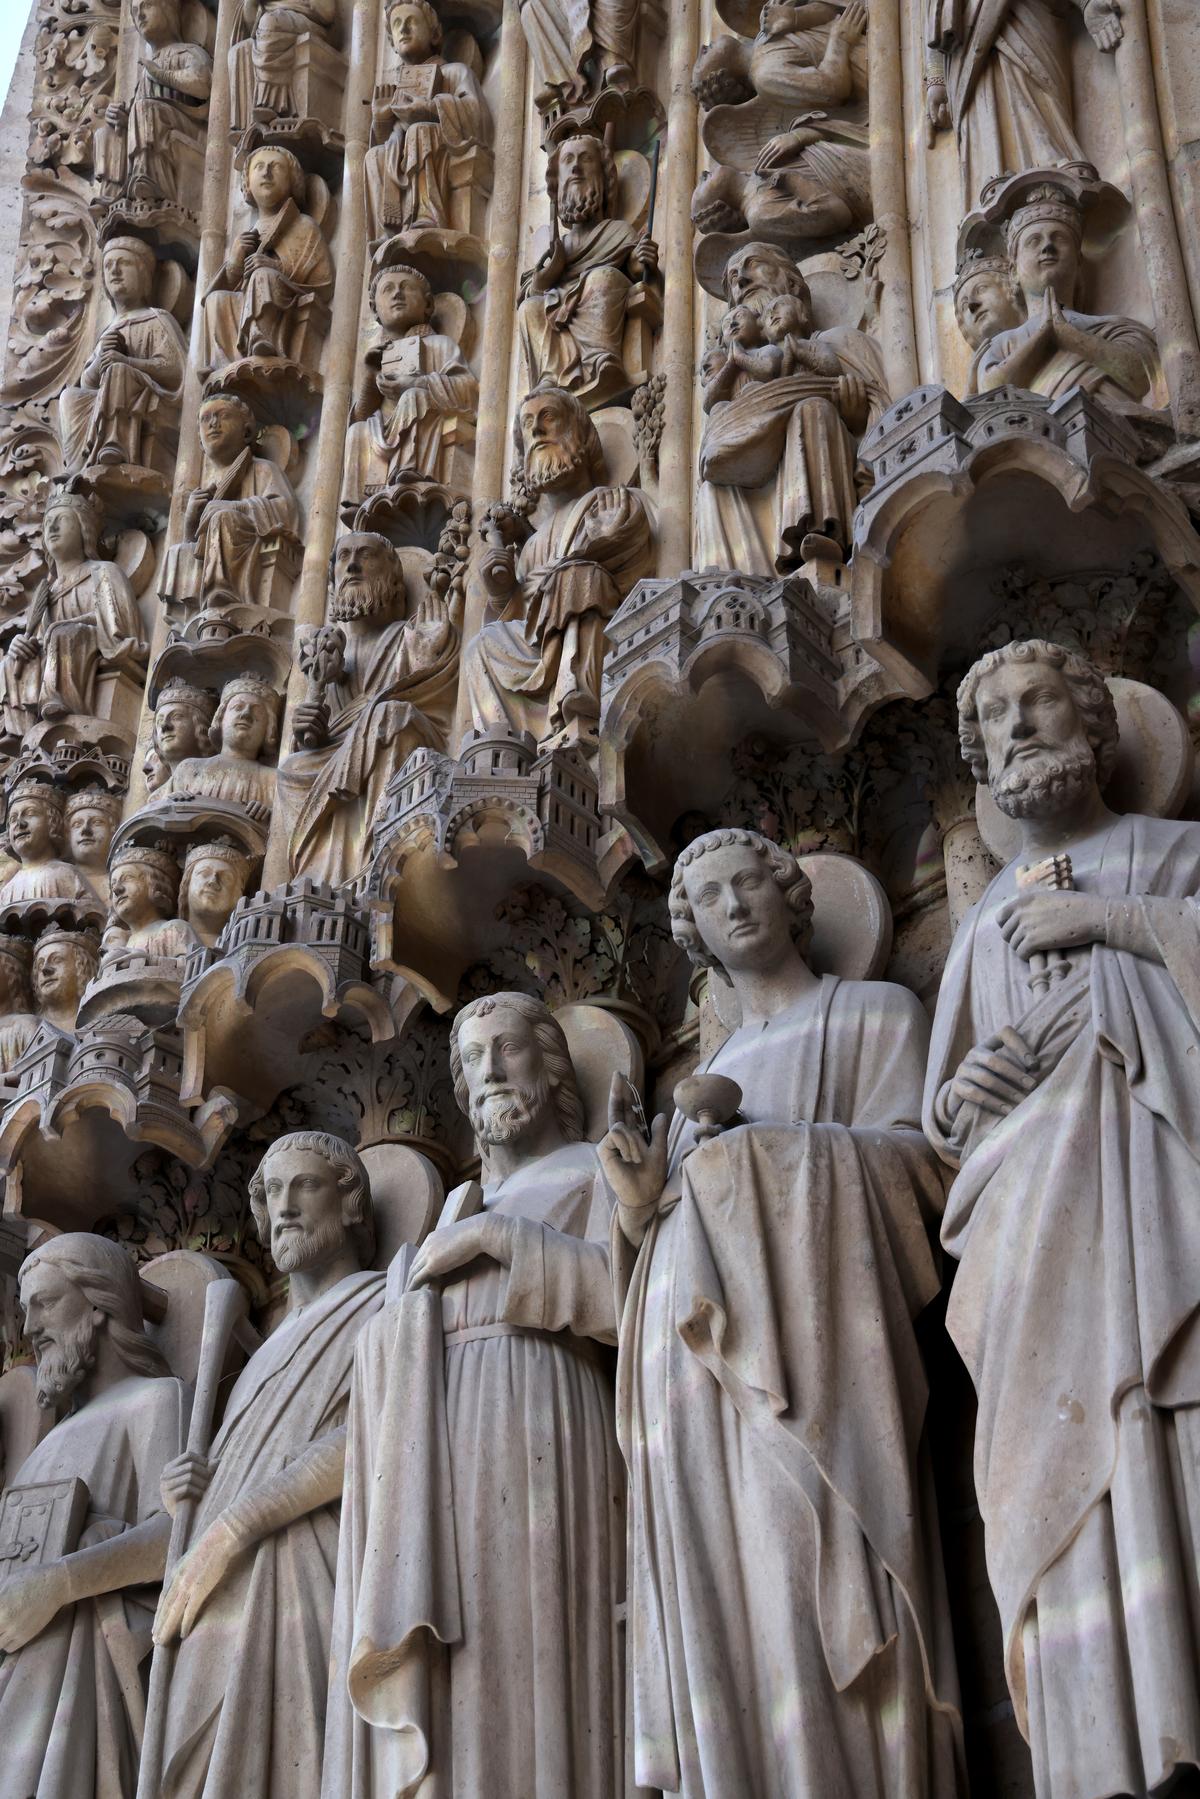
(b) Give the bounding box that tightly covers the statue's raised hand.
[599,1073,668,1222]
[1084,0,1123,50]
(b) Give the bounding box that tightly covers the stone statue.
[343,264,479,507]
[95,0,212,206]
[519,0,638,109]
[279,531,458,887]
[65,789,123,907]
[0,781,100,906]
[32,926,102,1031]
[693,1,868,113]
[697,241,889,569]
[969,181,1164,420]
[924,639,1200,1797]
[365,1,492,241]
[463,382,654,743]
[152,1132,385,1797]
[690,120,873,245]
[201,144,334,372]
[0,1234,183,1799]
[518,129,659,406]
[926,0,1123,207]
[602,828,964,1795]
[147,679,218,796]
[0,935,41,1072]
[229,0,338,128]
[103,841,193,962]
[177,837,253,948]
[323,993,624,1798]
[180,391,301,612]
[0,492,148,743]
[952,246,1026,389]
[59,236,187,475]
[159,675,280,820]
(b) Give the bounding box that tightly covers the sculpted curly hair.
[249,1130,376,1267]
[450,992,586,1145]
[669,827,814,975]
[957,639,1119,786]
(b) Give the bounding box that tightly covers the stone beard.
[33,1309,99,1409]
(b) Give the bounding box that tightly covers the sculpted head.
[211,676,279,761]
[6,782,65,864]
[516,382,606,499]
[33,928,100,1019]
[0,936,33,1014]
[451,993,585,1153]
[179,838,251,944]
[547,131,618,227]
[19,1233,169,1411]
[109,844,180,930]
[370,262,434,336]
[957,639,1119,821]
[954,251,1025,351]
[670,827,813,979]
[249,1131,375,1274]
[761,290,812,344]
[723,241,806,313]
[330,531,404,624]
[199,392,256,465]
[132,0,182,43]
[387,0,442,60]
[66,788,121,872]
[242,145,306,214]
[43,492,101,565]
[102,236,157,311]
[1005,185,1084,305]
[154,679,216,765]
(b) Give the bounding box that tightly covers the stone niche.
[0,2,1199,1797]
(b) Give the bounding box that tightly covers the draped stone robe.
[463,483,654,739]
[517,216,641,395]
[323,1143,625,1799]
[923,813,1200,1799]
[0,559,147,729]
[159,1272,385,1799]
[926,0,1083,206]
[343,327,479,505]
[0,1374,184,1799]
[202,198,334,369]
[191,447,300,607]
[60,307,187,473]
[616,975,965,1799]
[518,0,638,103]
[365,58,489,239]
[279,611,459,885]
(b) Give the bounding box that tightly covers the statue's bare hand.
[926,80,950,133]
[995,890,1109,959]
[832,1,868,45]
[160,1449,215,1516]
[153,1516,242,1645]
[291,700,330,747]
[630,234,660,280]
[105,102,127,131]
[1084,0,1122,50]
[0,1561,69,1653]
[8,633,39,668]
[480,546,517,598]
[836,371,868,429]
[531,239,567,292]
[406,1214,514,1289]
[598,1073,669,1217]
[947,1028,1039,1121]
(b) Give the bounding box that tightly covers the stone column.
[656,0,699,577]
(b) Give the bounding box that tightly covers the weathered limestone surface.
[0,0,1196,1793]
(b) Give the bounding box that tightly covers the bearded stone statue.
[925,639,1200,1797]
[463,382,654,745]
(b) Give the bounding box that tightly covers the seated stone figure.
[160,673,280,818]
[464,382,654,744]
[693,1,868,111]
[201,143,334,373]
[279,531,457,886]
[0,492,148,745]
[365,0,491,241]
[0,935,40,1072]
[952,248,1026,393]
[59,236,187,475]
[518,129,659,406]
[65,788,123,907]
[344,263,478,509]
[178,837,253,947]
[972,180,1164,420]
[924,639,1200,1798]
[519,0,637,110]
[229,0,337,127]
[690,122,873,245]
[177,390,300,612]
[94,0,212,207]
[0,781,99,906]
[602,828,964,1797]
[31,925,102,1032]
[146,678,217,796]
[0,1235,183,1799]
[102,841,193,964]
